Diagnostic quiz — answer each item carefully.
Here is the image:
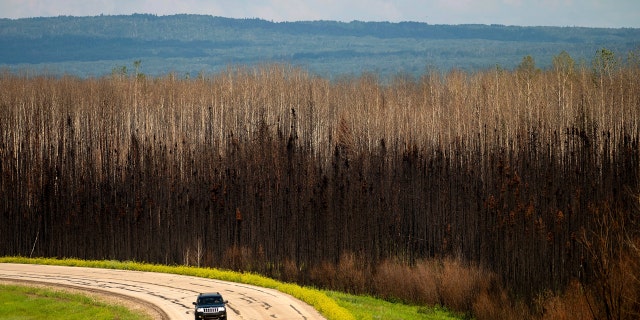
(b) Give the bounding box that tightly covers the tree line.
[2,14,638,78]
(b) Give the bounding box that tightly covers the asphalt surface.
[0,263,326,320]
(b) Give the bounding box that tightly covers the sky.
[0,0,639,28]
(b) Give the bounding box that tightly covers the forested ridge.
[1,49,640,318]
[1,14,638,77]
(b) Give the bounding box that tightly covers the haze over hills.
[1,14,639,78]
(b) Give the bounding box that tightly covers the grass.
[325,291,465,320]
[0,257,464,320]
[0,283,151,320]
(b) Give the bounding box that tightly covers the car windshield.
[199,296,222,304]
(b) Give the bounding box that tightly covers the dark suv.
[193,292,228,320]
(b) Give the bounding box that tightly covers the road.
[0,263,326,320]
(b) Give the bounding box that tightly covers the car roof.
[198,292,223,297]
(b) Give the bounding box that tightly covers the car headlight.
[196,308,204,312]
[219,307,225,312]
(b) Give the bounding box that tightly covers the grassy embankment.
[0,283,151,320]
[0,257,462,320]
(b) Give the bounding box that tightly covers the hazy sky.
[1,0,639,28]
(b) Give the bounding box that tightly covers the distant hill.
[1,14,638,78]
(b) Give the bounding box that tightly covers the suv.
[193,292,228,319]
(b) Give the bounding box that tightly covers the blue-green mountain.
[1,14,638,77]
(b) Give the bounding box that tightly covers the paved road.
[0,263,326,320]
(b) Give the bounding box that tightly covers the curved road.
[0,263,326,320]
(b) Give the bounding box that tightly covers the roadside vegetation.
[1,47,639,319]
[325,290,461,320]
[0,283,151,320]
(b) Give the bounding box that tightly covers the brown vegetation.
[373,257,494,310]
[1,48,639,318]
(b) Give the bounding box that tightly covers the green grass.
[325,291,464,320]
[0,257,464,320]
[0,283,151,320]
